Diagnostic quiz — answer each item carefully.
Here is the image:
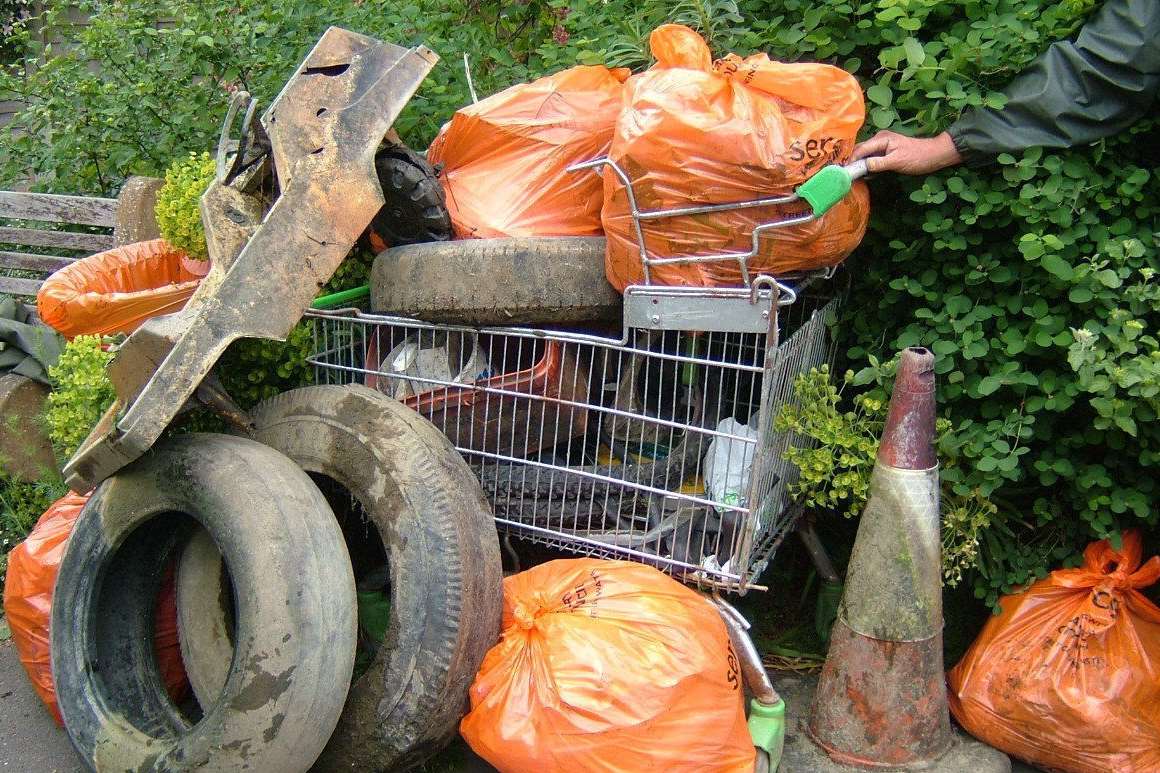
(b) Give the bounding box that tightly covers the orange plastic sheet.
[603,25,870,291]
[948,530,1160,773]
[460,558,755,773]
[37,238,202,339]
[428,65,630,239]
[2,494,188,724]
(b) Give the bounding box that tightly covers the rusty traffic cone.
[807,347,952,768]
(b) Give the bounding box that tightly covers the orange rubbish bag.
[460,558,755,773]
[37,238,202,339]
[603,24,870,291]
[428,65,630,239]
[2,494,188,724]
[947,530,1160,773]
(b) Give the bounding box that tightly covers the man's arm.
[855,0,1160,173]
[950,0,1160,165]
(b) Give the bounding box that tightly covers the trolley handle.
[565,157,867,292]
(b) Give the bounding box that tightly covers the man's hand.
[852,131,963,175]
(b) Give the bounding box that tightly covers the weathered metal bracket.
[64,28,439,492]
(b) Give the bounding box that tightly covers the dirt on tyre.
[50,433,356,773]
[370,236,621,325]
[177,385,503,771]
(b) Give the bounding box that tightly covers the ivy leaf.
[945,295,971,315]
[776,27,807,44]
[1125,168,1149,185]
[1068,286,1093,303]
[870,106,897,129]
[1095,269,1122,288]
[977,376,1002,396]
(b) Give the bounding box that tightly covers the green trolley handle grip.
[795,160,869,217]
[749,697,787,769]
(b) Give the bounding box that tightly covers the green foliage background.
[2,0,1156,605]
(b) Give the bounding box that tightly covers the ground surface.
[0,637,80,772]
[1,627,1044,773]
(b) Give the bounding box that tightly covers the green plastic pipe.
[311,284,370,309]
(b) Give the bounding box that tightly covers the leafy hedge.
[2,0,1156,605]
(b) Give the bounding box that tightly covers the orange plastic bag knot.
[509,597,547,632]
[948,529,1160,773]
[650,23,712,70]
[1054,530,1160,591]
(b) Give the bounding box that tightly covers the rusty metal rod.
[712,596,781,706]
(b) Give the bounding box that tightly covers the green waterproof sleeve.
[948,0,1160,165]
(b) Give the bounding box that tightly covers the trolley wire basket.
[306,287,836,592]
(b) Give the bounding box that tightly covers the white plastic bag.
[704,418,758,509]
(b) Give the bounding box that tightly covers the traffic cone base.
[807,619,952,769]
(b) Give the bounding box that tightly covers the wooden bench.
[0,177,164,298]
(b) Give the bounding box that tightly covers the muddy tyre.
[178,385,503,771]
[51,433,356,773]
[370,236,621,325]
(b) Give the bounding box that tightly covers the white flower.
[1071,327,1096,347]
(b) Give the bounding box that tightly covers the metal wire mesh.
[306,296,836,592]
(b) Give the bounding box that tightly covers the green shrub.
[156,151,215,261]
[0,0,32,64]
[3,0,1156,606]
[774,365,884,520]
[46,336,115,461]
[777,365,996,587]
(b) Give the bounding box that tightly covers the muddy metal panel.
[63,28,438,493]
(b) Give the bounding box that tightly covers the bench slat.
[0,191,118,228]
[0,276,45,297]
[0,226,114,253]
[0,251,75,273]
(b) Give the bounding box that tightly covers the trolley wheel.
[51,433,356,773]
[177,385,503,771]
[370,236,621,325]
